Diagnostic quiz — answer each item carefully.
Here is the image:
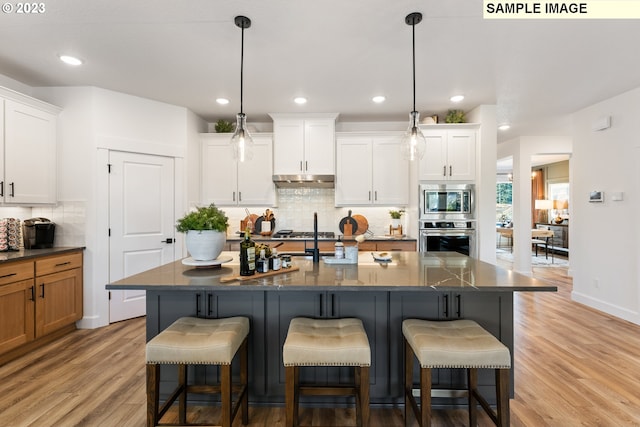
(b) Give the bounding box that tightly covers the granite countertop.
[0,247,85,263]
[226,234,416,242]
[107,251,556,293]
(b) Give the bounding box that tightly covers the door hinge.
[107,163,112,173]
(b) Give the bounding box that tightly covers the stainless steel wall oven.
[419,221,475,257]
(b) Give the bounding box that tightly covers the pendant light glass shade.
[231,113,254,162]
[401,110,426,162]
[230,15,252,162]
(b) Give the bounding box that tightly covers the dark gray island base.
[108,251,556,408]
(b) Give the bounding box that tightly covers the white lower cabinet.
[201,133,275,206]
[1,89,60,205]
[336,133,408,206]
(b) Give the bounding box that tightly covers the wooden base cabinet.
[0,250,83,365]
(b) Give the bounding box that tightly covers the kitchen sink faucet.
[305,212,320,263]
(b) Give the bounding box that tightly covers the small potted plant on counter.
[176,203,229,261]
[389,209,405,228]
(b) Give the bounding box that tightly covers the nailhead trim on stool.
[146,316,250,427]
[402,319,511,427]
[283,317,371,427]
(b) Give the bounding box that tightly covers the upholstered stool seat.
[146,316,250,427]
[283,317,371,427]
[402,319,511,427]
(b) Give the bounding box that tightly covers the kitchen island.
[107,251,555,407]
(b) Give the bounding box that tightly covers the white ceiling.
[1,0,639,142]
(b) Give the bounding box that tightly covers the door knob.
[161,238,174,244]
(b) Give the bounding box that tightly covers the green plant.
[214,119,235,133]
[176,204,229,232]
[389,209,405,219]
[445,109,466,123]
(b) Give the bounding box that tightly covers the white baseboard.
[571,290,640,326]
[76,315,109,330]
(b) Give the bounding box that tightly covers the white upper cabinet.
[201,133,275,207]
[419,127,476,181]
[1,88,60,205]
[336,133,409,206]
[270,113,338,175]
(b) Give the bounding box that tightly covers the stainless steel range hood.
[272,174,335,188]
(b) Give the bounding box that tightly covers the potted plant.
[176,204,229,261]
[389,209,405,228]
[214,119,235,133]
[445,109,466,123]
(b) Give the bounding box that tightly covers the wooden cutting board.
[220,266,299,283]
[352,214,368,235]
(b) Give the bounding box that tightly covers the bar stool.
[146,316,250,427]
[283,317,371,427]
[402,319,511,427]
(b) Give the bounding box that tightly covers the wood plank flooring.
[1,258,640,426]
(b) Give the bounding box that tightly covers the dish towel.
[0,218,21,251]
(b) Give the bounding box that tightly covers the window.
[496,182,513,224]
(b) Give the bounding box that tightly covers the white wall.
[571,87,640,325]
[33,86,205,329]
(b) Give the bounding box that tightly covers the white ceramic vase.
[391,218,402,228]
[185,230,226,261]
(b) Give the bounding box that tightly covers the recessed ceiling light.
[450,95,464,103]
[216,98,230,105]
[498,124,511,131]
[372,95,386,103]
[294,97,307,105]
[59,55,83,66]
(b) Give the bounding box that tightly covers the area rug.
[496,248,569,267]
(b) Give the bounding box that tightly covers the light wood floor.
[2,258,640,426]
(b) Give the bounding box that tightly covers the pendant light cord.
[412,21,416,114]
[240,24,245,115]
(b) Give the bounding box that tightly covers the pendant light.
[230,15,254,162]
[400,12,427,161]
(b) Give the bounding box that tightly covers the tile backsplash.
[0,201,87,248]
[222,188,409,237]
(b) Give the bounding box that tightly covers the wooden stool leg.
[496,368,510,427]
[221,364,231,427]
[178,364,187,424]
[359,366,370,427]
[355,367,362,427]
[240,339,249,425]
[420,367,432,427]
[285,366,296,427]
[404,338,413,426]
[468,368,478,427]
[146,364,159,427]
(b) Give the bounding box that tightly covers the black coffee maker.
[23,217,56,249]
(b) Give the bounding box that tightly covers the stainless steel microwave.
[419,183,474,220]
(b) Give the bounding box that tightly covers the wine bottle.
[240,228,256,276]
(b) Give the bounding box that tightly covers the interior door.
[109,151,175,323]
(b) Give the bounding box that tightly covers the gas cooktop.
[272,230,336,239]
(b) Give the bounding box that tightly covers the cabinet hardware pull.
[30,286,35,301]
[40,284,45,298]
[0,181,3,197]
[207,294,213,317]
[299,161,303,171]
[305,161,308,171]
[196,293,201,317]
[9,182,15,197]
[443,166,447,177]
[368,191,371,201]
[331,294,335,317]
[55,261,71,267]
[443,293,449,317]
[0,272,16,279]
[319,293,324,317]
[374,191,377,201]
[449,165,452,176]
[238,192,242,201]
[456,294,461,318]
[161,238,173,244]
[233,191,236,202]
